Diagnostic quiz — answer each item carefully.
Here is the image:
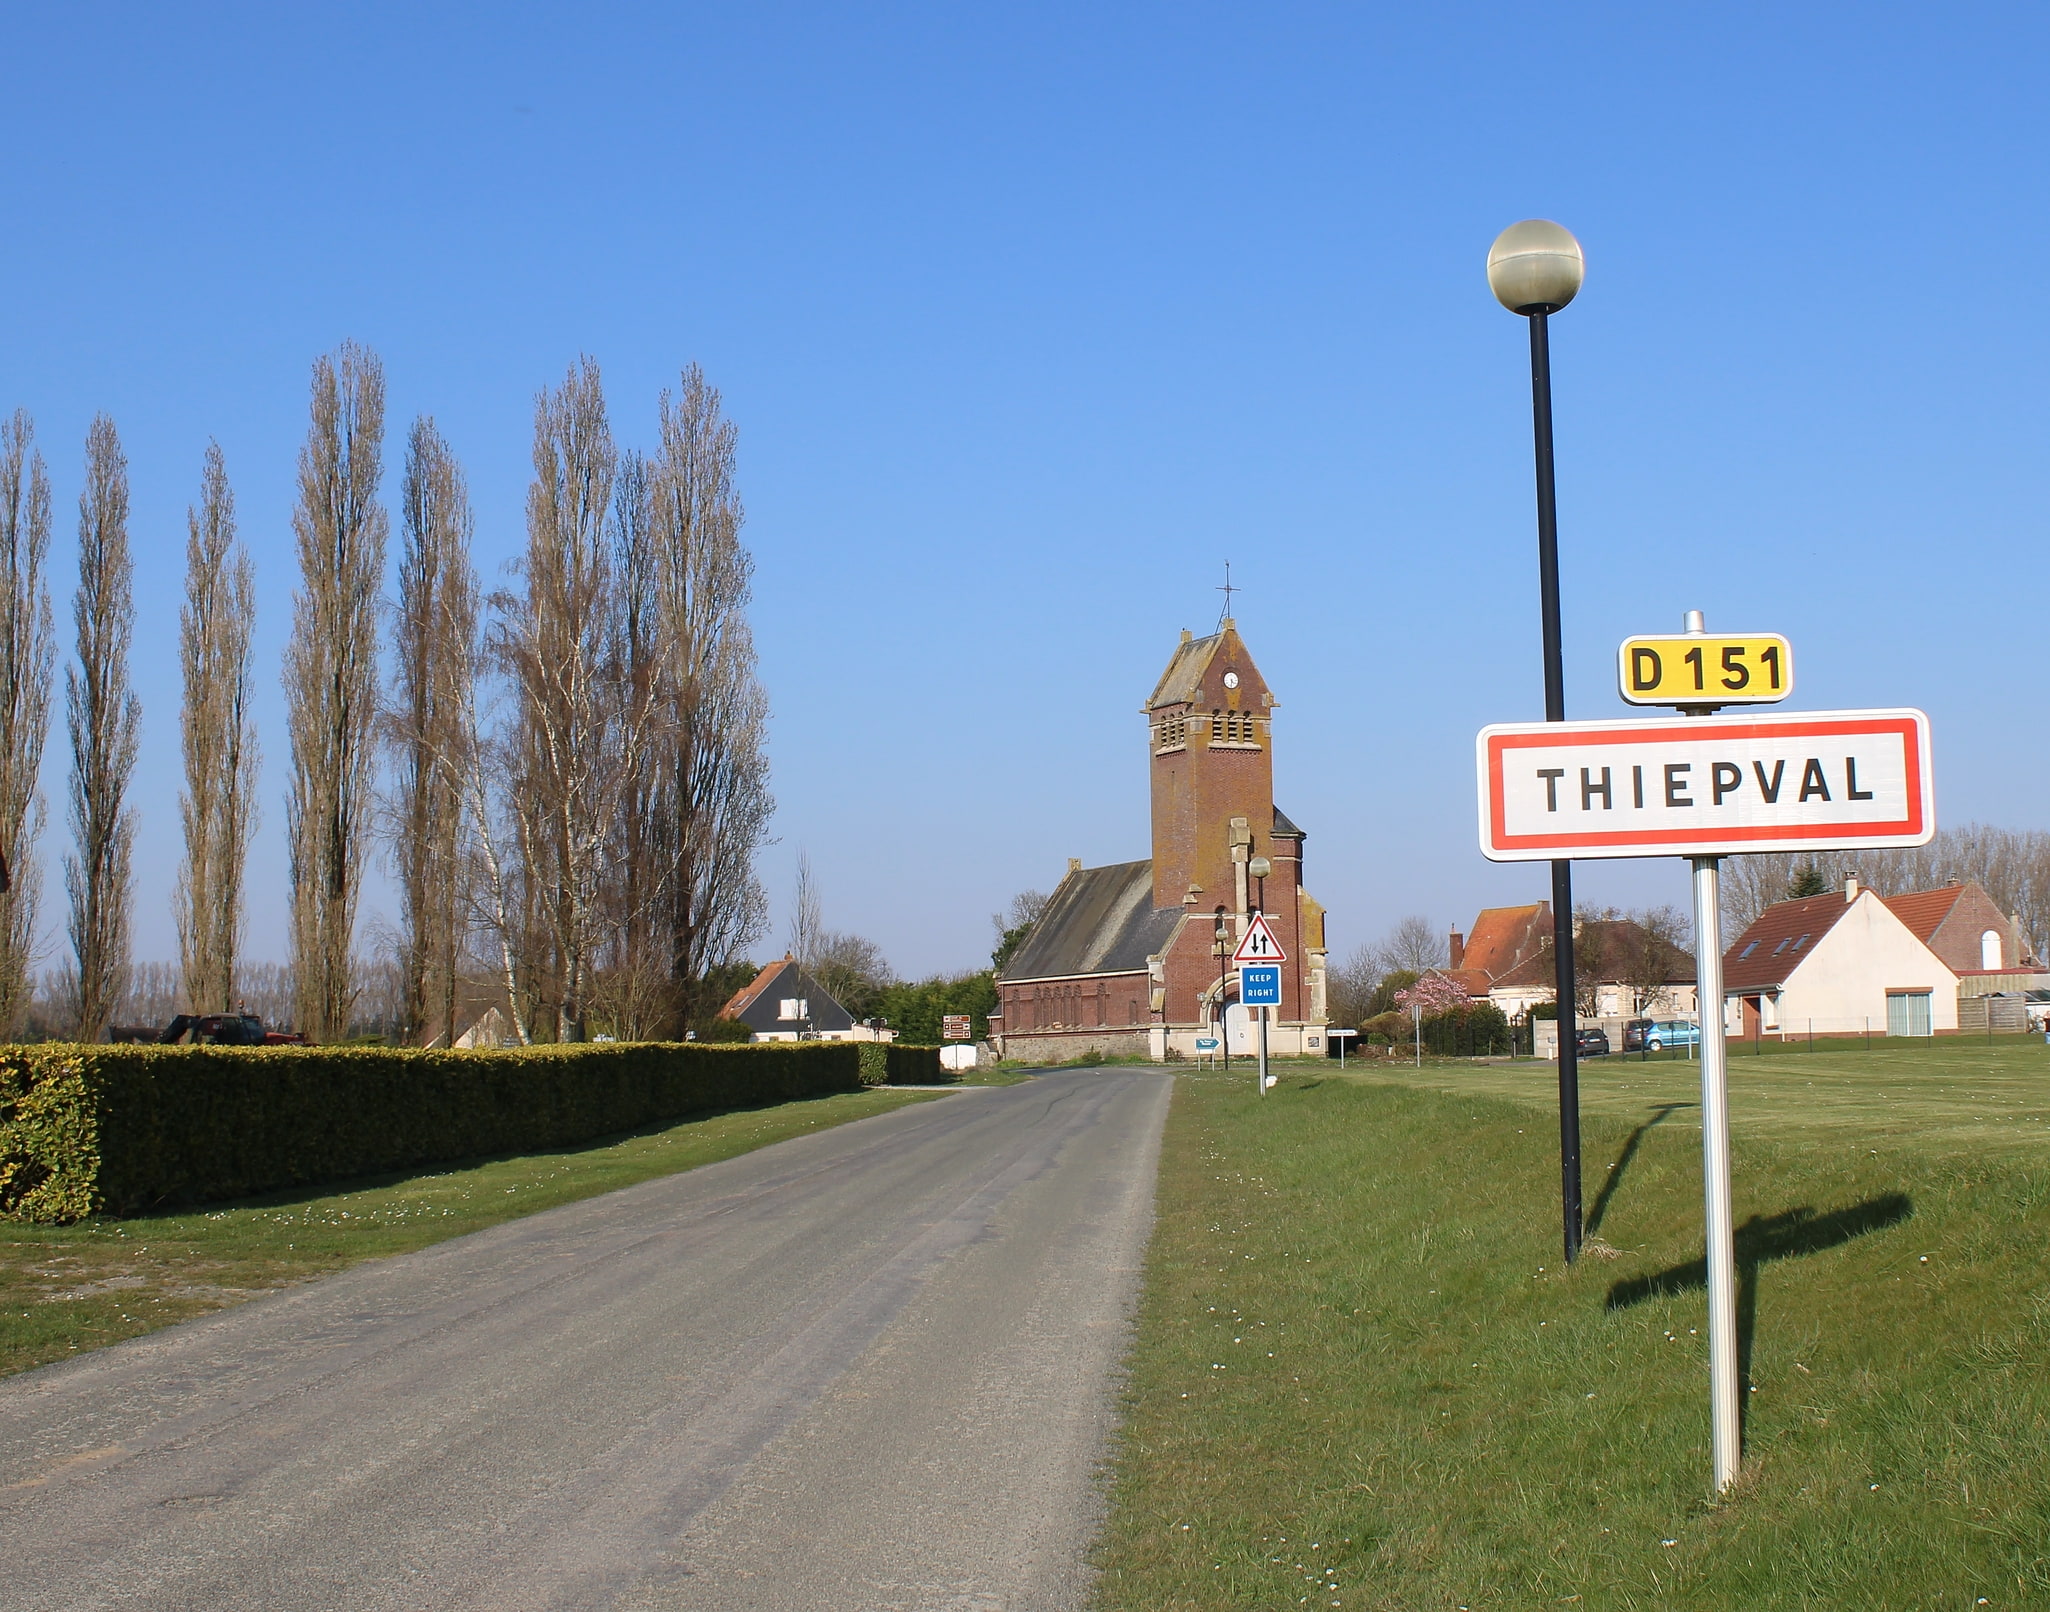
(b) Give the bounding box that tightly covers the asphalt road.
[0,1069,1172,1612]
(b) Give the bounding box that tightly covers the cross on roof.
[1215,560,1238,625]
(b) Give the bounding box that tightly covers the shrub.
[0,1040,862,1223]
[882,1044,943,1085]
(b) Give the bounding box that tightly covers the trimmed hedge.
[0,1040,863,1223]
[855,1042,945,1086]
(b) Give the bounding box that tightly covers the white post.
[1258,1005,1271,1093]
[1692,854,1741,1492]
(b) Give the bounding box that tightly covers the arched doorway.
[1224,1002,1256,1056]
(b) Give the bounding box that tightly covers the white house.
[1722,876,1958,1038]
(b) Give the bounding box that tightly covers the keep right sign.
[1477,707,1934,862]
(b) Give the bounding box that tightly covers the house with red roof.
[1448,903,1696,1024]
[1722,875,1958,1039]
[1878,881,2043,991]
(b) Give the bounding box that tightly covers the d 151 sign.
[1239,963,1282,1006]
[1618,633,1792,706]
[1477,708,1933,862]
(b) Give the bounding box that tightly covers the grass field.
[1094,1039,2050,1609]
[0,1087,932,1380]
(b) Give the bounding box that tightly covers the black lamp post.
[1489,218,1588,1265]
[1213,905,1231,1070]
[1249,854,1271,916]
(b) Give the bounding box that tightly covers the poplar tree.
[176,444,258,1013]
[390,417,477,1046]
[65,415,140,1040]
[285,342,387,1040]
[498,358,617,1041]
[0,411,54,1037]
[649,364,772,1017]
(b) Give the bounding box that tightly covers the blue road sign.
[1240,963,1282,1006]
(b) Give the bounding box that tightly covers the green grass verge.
[1,1087,932,1380]
[1095,1040,2050,1609]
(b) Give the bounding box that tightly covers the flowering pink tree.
[1393,971,1471,1018]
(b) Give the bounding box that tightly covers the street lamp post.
[1249,856,1273,1092]
[1213,906,1231,1071]
[1490,219,1588,1265]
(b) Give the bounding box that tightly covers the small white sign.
[1477,708,1934,862]
[1232,912,1287,965]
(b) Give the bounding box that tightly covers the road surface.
[0,1069,1172,1612]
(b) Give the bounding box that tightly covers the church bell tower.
[1145,619,1278,915]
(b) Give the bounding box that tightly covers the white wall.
[1778,891,1959,1034]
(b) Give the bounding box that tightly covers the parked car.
[1575,1025,1610,1057]
[1621,1017,1654,1052]
[1642,1018,1700,1052]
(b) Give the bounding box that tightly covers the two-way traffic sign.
[1232,912,1287,965]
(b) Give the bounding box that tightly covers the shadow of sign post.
[1606,1192,1914,1444]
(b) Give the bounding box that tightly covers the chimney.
[1844,873,1859,902]
[1448,931,1465,969]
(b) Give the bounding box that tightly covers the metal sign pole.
[1691,854,1741,1491]
[1258,1005,1270,1093]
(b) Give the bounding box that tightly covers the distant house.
[1448,903,1696,1023]
[722,956,874,1042]
[1878,881,2045,997]
[1722,876,1958,1038]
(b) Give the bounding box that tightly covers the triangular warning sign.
[1232,912,1287,965]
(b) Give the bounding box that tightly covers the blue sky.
[1,2,2043,981]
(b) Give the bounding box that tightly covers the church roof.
[1272,804,1303,839]
[1144,620,1274,712]
[997,859,1183,983]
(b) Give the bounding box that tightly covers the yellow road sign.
[1618,633,1792,706]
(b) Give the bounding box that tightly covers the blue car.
[1640,1018,1700,1052]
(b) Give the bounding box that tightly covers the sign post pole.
[1691,853,1741,1491]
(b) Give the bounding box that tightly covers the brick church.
[989,620,1329,1062]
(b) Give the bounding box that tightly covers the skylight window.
[1738,941,1759,959]
[1791,933,1812,950]
[1773,937,1791,954]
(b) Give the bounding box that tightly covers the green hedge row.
[0,1040,868,1224]
[856,1043,945,1086]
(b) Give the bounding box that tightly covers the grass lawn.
[1094,1038,2050,1609]
[1,1087,933,1380]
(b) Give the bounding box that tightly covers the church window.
[1155,714,1187,751]
[1210,710,1259,747]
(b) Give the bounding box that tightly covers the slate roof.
[722,957,855,1033]
[1272,804,1304,839]
[997,860,1184,983]
[1720,892,1860,994]
[1146,630,1228,709]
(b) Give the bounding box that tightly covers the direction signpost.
[1234,915,1287,1095]
[1478,616,1935,1494]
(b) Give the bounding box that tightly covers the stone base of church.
[994,1027,1153,1064]
[1159,1022,1330,1061]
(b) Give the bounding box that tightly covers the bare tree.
[175,443,258,1014]
[65,415,140,1041]
[496,357,619,1041]
[591,448,677,1041]
[0,411,54,1037]
[787,852,823,968]
[811,929,892,1019]
[285,341,388,1041]
[990,887,1050,971]
[1379,914,1447,974]
[648,365,772,1017]
[389,418,477,1046]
